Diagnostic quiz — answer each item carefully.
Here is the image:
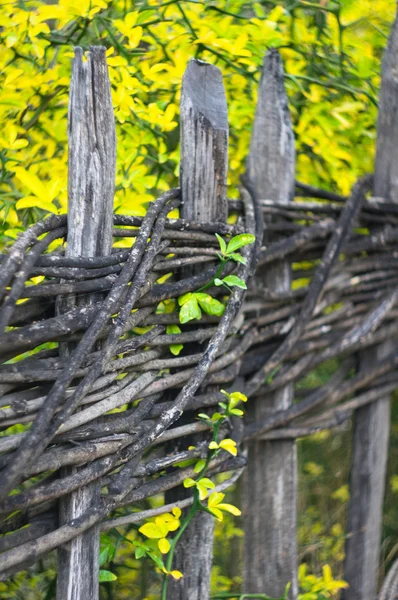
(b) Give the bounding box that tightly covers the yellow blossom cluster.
[0,0,395,248]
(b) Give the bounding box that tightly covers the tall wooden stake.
[343,14,398,600]
[243,50,297,598]
[166,58,228,600]
[56,46,116,600]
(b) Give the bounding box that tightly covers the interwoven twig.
[0,177,397,577]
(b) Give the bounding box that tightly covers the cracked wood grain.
[56,46,116,600]
[243,49,298,599]
[166,58,229,600]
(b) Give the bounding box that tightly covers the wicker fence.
[0,15,398,600]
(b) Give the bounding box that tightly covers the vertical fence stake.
[166,58,228,600]
[243,49,297,598]
[56,46,116,600]
[343,13,398,600]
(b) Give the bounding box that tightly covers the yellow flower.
[138,510,181,554]
[207,492,241,521]
[184,476,215,500]
[209,438,238,457]
[114,12,143,48]
[0,126,28,151]
[38,0,108,27]
[158,538,170,554]
[169,570,183,580]
[13,167,63,213]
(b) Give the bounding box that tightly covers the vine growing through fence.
[178,233,255,324]
[97,389,248,597]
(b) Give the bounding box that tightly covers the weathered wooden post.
[343,13,398,600]
[56,46,116,600]
[166,58,228,600]
[243,50,297,597]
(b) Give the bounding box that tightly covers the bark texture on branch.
[56,45,116,600]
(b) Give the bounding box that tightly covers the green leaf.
[99,570,117,582]
[167,324,181,334]
[147,550,166,571]
[266,365,282,385]
[215,274,247,289]
[99,547,110,567]
[221,275,247,289]
[198,413,210,420]
[210,411,225,422]
[195,293,225,317]
[166,324,183,355]
[99,536,116,566]
[215,233,226,255]
[226,233,255,254]
[194,458,206,473]
[135,546,146,559]
[179,296,202,324]
[178,292,193,306]
[136,9,153,23]
[230,408,244,416]
[228,252,247,264]
[283,582,291,600]
[170,343,184,356]
[390,474,398,493]
[183,477,196,488]
[174,458,196,468]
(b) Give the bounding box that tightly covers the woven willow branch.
[0,177,397,576]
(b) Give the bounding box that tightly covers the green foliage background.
[0,0,397,598]
[0,0,395,244]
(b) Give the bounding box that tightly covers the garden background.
[0,0,397,598]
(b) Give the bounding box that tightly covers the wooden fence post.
[343,13,398,600]
[243,50,298,598]
[56,46,116,600]
[166,58,228,600]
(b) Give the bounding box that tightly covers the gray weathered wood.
[166,58,228,600]
[243,49,297,598]
[374,12,398,202]
[343,14,398,600]
[379,558,398,600]
[56,46,116,600]
[179,59,228,223]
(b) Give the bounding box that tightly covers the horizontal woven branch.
[0,176,397,577]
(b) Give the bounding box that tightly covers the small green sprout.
[176,232,255,324]
[216,232,256,263]
[178,291,225,324]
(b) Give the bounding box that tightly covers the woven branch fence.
[1,16,398,600]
